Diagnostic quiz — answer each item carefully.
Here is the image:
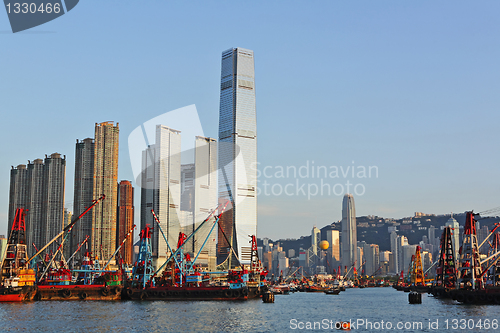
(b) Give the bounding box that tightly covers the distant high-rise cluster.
[8,121,135,267]
[8,153,66,255]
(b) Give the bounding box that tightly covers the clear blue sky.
[1,1,499,240]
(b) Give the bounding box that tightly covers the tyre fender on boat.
[224,289,232,298]
[62,289,71,298]
[466,294,476,304]
[101,287,110,296]
[79,292,88,300]
[125,288,133,298]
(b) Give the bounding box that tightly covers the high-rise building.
[8,154,66,255]
[326,229,340,263]
[141,125,181,269]
[397,235,408,274]
[341,194,357,273]
[364,243,380,276]
[92,122,119,261]
[445,215,460,261]
[118,180,134,265]
[402,244,417,275]
[72,138,95,261]
[478,225,489,253]
[217,47,257,266]
[311,226,321,256]
[178,136,217,270]
[42,153,66,252]
[390,231,399,274]
[0,235,7,263]
[192,136,217,269]
[28,158,45,251]
[63,208,72,259]
[7,161,28,233]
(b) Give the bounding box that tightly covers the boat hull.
[0,286,36,302]
[122,286,248,301]
[35,285,122,301]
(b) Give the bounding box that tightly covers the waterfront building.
[341,194,357,274]
[397,235,408,274]
[193,136,217,269]
[478,225,490,253]
[118,180,134,265]
[364,244,379,276]
[311,226,320,256]
[40,153,66,253]
[299,249,306,268]
[357,246,362,274]
[390,231,399,274]
[92,121,119,262]
[181,136,218,270]
[380,250,390,263]
[263,238,270,252]
[326,229,340,264]
[63,208,72,259]
[8,164,29,233]
[217,47,257,266]
[72,138,95,261]
[402,244,417,275]
[8,154,66,255]
[0,235,7,263]
[140,125,181,269]
[445,215,460,261]
[422,250,433,273]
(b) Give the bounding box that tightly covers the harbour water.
[1,288,500,332]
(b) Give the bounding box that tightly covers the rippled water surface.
[1,288,500,332]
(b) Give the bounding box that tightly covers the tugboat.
[0,208,36,302]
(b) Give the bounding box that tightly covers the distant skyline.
[2,1,500,241]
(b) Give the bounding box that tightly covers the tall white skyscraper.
[217,47,257,266]
[341,194,357,274]
[397,234,408,274]
[141,125,181,269]
[390,231,399,274]
[445,215,460,262]
[311,226,321,256]
[191,136,218,270]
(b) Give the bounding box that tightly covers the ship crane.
[36,195,105,282]
[27,194,105,265]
